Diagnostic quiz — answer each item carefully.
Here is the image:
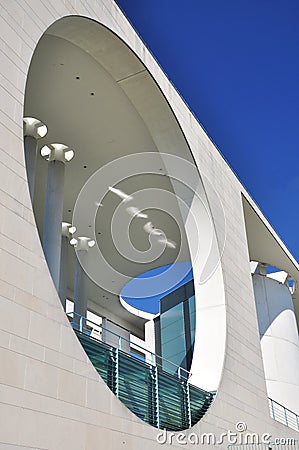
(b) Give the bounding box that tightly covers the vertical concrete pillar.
[41,144,74,291]
[74,249,88,321]
[58,222,73,310]
[43,160,65,290]
[71,237,95,328]
[102,318,130,354]
[253,273,299,414]
[24,136,37,201]
[59,234,69,310]
[23,117,47,202]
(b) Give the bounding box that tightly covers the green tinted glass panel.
[160,302,186,374]
[77,332,116,392]
[188,295,196,349]
[118,352,156,425]
[75,330,214,431]
[189,384,213,426]
[158,371,189,430]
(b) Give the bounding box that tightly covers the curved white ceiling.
[24,17,196,336]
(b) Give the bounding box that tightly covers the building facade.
[0,1,298,449]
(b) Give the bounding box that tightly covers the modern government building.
[0,1,299,449]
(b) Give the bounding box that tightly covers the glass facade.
[189,295,196,354]
[76,330,213,430]
[160,302,186,373]
[155,280,196,376]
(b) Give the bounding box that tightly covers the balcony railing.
[269,398,299,432]
[70,313,214,430]
[228,442,299,450]
[69,314,299,432]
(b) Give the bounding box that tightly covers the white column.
[58,222,74,310]
[102,318,130,353]
[70,237,95,328]
[23,117,47,202]
[253,273,299,414]
[41,144,74,291]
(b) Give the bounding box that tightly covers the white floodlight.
[23,117,48,139]
[40,145,51,158]
[40,143,75,163]
[64,149,75,161]
[36,124,48,138]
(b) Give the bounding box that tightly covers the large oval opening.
[24,15,225,430]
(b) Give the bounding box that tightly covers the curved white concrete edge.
[253,274,299,414]
[0,1,298,449]
[119,295,156,321]
[189,265,226,391]
[183,175,226,392]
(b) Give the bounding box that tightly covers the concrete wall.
[0,1,298,449]
[253,274,299,414]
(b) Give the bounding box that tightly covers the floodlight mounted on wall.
[62,222,76,238]
[23,117,48,139]
[40,143,74,163]
[70,236,95,251]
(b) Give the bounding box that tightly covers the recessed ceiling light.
[37,124,47,138]
[40,145,51,158]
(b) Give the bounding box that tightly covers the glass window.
[160,302,186,374]
[188,295,196,350]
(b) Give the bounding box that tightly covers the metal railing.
[70,314,299,432]
[228,442,299,450]
[70,313,214,430]
[269,398,299,432]
[70,312,191,379]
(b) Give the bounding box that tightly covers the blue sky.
[116,0,299,261]
[121,262,193,314]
